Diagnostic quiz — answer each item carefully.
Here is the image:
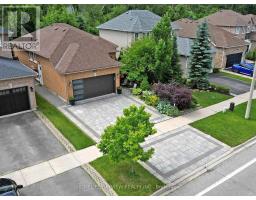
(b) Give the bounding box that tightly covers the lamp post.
[245,59,256,119]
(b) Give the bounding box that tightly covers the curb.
[35,111,117,196]
[153,133,256,196]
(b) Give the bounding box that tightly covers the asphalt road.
[167,141,256,196]
[209,73,251,95]
[20,167,104,196]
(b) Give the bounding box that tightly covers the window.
[235,27,240,34]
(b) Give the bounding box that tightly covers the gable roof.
[199,10,249,27]
[0,57,35,80]
[97,10,161,33]
[16,23,119,74]
[172,19,248,48]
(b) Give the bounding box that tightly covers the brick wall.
[65,67,120,100]
[0,77,36,110]
[14,48,120,102]
[213,46,247,68]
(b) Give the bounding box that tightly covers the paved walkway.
[1,146,102,187]
[154,90,256,134]
[36,85,65,107]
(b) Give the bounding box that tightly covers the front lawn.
[36,94,95,150]
[192,90,232,108]
[191,100,256,147]
[219,71,252,85]
[90,156,164,196]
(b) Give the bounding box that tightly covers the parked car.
[231,62,254,77]
[0,178,23,196]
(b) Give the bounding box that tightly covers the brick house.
[0,57,36,116]
[172,19,248,75]
[14,23,120,102]
[200,10,256,51]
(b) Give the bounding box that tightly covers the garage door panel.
[73,74,115,101]
[226,53,242,67]
[0,87,30,116]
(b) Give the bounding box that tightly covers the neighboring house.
[200,10,256,51]
[97,10,161,57]
[14,23,120,102]
[172,19,248,75]
[0,26,13,59]
[0,57,36,116]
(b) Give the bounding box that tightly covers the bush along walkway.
[154,90,256,134]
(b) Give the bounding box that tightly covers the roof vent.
[63,29,66,32]
[54,27,59,30]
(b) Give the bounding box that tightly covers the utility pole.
[245,61,256,119]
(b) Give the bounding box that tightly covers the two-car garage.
[0,87,30,116]
[226,53,243,68]
[72,74,116,101]
[0,58,36,117]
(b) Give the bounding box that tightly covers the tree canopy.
[98,105,156,163]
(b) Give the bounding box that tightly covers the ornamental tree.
[120,37,155,84]
[152,12,182,83]
[188,21,212,90]
[98,105,156,173]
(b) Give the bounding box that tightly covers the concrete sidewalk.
[155,90,256,134]
[1,146,102,187]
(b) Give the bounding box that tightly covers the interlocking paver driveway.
[64,95,168,138]
[141,126,230,183]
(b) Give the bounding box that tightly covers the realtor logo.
[1,5,40,51]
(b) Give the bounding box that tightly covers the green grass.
[193,91,232,108]
[90,156,164,196]
[191,100,256,147]
[219,71,252,84]
[36,94,95,150]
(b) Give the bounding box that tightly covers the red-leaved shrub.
[153,83,192,110]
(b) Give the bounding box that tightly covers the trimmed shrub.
[145,95,159,107]
[213,68,220,73]
[132,88,142,96]
[142,90,154,99]
[153,83,192,110]
[210,83,230,95]
[157,100,180,116]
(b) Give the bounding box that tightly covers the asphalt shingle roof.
[97,10,161,33]
[0,58,35,80]
[15,23,119,74]
[172,19,247,48]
